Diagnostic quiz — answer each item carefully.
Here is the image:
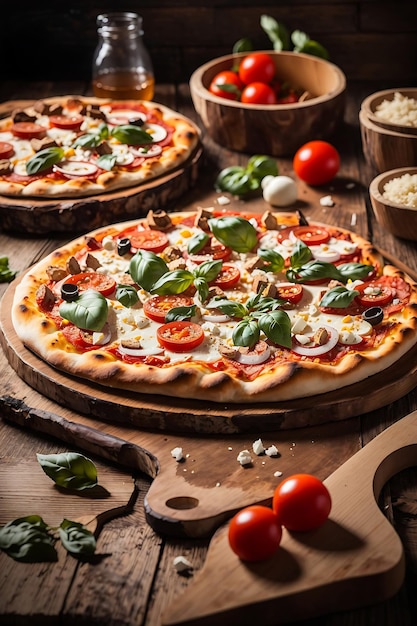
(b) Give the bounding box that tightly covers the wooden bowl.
[369,167,417,241]
[189,51,346,156]
[361,88,417,136]
[359,109,417,174]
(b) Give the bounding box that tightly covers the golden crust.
[11,213,417,404]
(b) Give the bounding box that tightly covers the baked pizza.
[0,96,200,198]
[11,209,417,404]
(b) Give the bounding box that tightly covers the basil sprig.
[110,124,153,146]
[116,284,140,308]
[130,250,169,292]
[151,260,222,302]
[320,286,360,308]
[26,147,65,175]
[37,452,98,490]
[215,293,291,348]
[96,153,118,171]
[0,515,57,562]
[59,519,96,556]
[0,256,17,283]
[165,304,196,322]
[215,155,278,198]
[73,122,109,149]
[59,289,108,331]
[209,216,258,253]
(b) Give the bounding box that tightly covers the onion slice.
[54,160,98,177]
[234,343,271,365]
[107,110,147,126]
[131,144,163,158]
[310,245,341,263]
[292,324,339,356]
[118,344,164,357]
[144,123,168,143]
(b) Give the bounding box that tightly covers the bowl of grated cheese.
[361,88,417,136]
[369,167,417,241]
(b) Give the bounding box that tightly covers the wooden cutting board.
[162,410,417,625]
[0,99,202,235]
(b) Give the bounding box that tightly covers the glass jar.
[92,12,154,100]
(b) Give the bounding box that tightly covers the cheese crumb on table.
[320,195,335,207]
[173,556,194,573]
[266,444,279,457]
[252,438,265,455]
[170,446,184,462]
[237,449,252,466]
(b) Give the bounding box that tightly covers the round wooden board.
[2,279,417,434]
[0,143,202,235]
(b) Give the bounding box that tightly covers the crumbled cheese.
[173,556,193,573]
[350,213,357,226]
[320,195,335,207]
[217,195,231,205]
[171,447,184,462]
[382,173,417,208]
[237,450,252,466]
[265,445,279,457]
[274,470,283,478]
[375,91,417,128]
[252,438,265,455]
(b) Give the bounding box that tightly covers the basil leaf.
[165,305,196,322]
[73,133,102,149]
[115,284,139,308]
[97,123,110,139]
[233,38,253,54]
[187,232,209,254]
[252,296,285,313]
[291,30,310,50]
[59,519,96,556]
[214,298,248,319]
[260,14,290,51]
[287,260,342,283]
[0,515,57,562]
[245,292,263,311]
[246,155,278,181]
[290,239,312,269]
[209,216,258,253]
[0,256,17,283]
[26,147,65,175]
[258,310,292,348]
[194,276,209,303]
[111,124,153,145]
[37,452,98,490]
[320,286,360,308]
[215,166,255,197]
[232,318,260,348]
[194,259,222,282]
[151,269,194,295]
[258,248,285,273]
[129,250,168,292]
[96,153,117,171]
[297,39,329,60]
[337,263,375,282]
[59,289,108,331]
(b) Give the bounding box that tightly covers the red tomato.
[63,272,116,297]
[143,294,194,323]
[355,280,393,307]
[208,70,243,101]
[188,238,231,264]
[293,141,340,186]
[211,264,241,289]
[157,321,205,352]
[241,82,277,105]
[117,228,169,254]
[238,52,276,85]
[276,282,304,304]
[273,474,332,532]
[0,141,14,159]
[49,115,84,131]
[228,505,282,562]
[11,122,47,140]
[277,225,331,245]
[278,92,299,104]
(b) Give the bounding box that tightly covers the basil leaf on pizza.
[209,216,258,253]
[116,284,140,307]
[151,269,195,295]
[194,276,209,303]
[129,250,168,291]
[258,310,292,348]
[319,286,360,308]
[59,290,108,331]
[187,232,210,254]
[258,248,285,273]
[96,153,117,171]
[287,260,342,283]
[73,133,103,149]
[233,318,260,348]
[194,259,222,282]
[165,305,196,322]
[290,239,313,269]
[26,147,65,175]
[337,263,375,281]
[110,124,153,145]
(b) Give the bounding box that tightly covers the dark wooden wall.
[2,1,417,85]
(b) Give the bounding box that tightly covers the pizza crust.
[11,215,417,404]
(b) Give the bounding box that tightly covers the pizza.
[0,96,200,198]
[11,209,417,404]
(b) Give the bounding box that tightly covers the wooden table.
[0,79,416,626]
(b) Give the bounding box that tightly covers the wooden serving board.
[0,99,202,235]
[162,410,417,625]
[2,278,417,434]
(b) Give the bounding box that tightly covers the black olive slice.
[362,306,384,326]
[61,283,79,301]
[128,117,145,127]
[118,237,131,256]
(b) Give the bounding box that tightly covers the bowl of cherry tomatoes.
[189,50,346,156]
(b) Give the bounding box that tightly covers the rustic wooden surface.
[0,78,417,625]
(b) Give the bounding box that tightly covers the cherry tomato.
[277,225,331,245]
[157,321,205,352]
[211,264,241,289]
[355,280,393,307]
[241,82,277,105]
[0,141,15,159]
[278,92,299,104]
[117,228,169,254]
[143,294,194,323]
[238,52,276,86]
[276,282,304,304]
[273,474,332,532]
[228,505,282,562]
[293,141,340,186]
[11,122,47,140]
[63,272,116,297]
[49,115,84,131]
[208,70,243,101]
[188,238,231,264]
